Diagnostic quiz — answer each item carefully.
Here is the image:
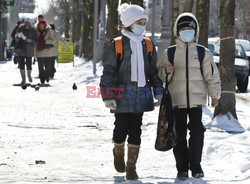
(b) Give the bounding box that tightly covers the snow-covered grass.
[0,58,250,184]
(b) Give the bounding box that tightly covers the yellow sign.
[58,42,74,63]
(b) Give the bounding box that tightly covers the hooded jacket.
[15,24,38,57]
[35,26,56,58]
[158,13,221,109]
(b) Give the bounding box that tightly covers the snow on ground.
[0,58,250,184]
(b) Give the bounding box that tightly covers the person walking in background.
[49,23,68,79]
[158,12,221,179]
[37,14,44,21]
[15,18,37,85]
[35,14,45,27]
[100,3,163,180]
[33,14,45,65]
[35,19,56,85]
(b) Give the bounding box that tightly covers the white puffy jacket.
[158,13,221,108]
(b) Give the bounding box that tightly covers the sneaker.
[177,172,188,180]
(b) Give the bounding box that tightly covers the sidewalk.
[0,59,250,184]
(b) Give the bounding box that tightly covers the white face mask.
[131,24,145,36]
[179,30,195,43]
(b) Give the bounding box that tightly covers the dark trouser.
[113,113,143,145]
[37,57,52,84]
[19,56,32,70]
[173,107,206,172]
[50,57,57,78]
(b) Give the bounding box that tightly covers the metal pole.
[157,0,172,64]
[166,0,172,39]
[151,0,156,42]
[93,0,98,75]
[96,0,106,62]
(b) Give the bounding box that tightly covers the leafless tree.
[48,0,71,38]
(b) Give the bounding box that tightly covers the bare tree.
[184,0,194,12]
[214,0,237,119]
[171,0,179,45]
[48,0,71,39]
[59,0,71,39]
[196,0,210,47]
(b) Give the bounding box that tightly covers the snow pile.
[206,112,245,133]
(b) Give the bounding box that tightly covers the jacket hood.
[174,12,199,43]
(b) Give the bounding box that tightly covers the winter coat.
[158,13,221,109]
[14,25,38,57]
[35,26,56,58]
[51,30,68,57]
[100,36,163,113]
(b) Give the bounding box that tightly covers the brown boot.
[113,142,125,173]
[126,144,140,180]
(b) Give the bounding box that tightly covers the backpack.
[167,44,205,75]
[114,36,154,69]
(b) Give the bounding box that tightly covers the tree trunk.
[106,0,119,41]
[184,0,194,12]
[171,0,179,45]
[214,0,237,119]
[58,0,71,39]
[81,12,90,58]
[196,0,210,47]
[71,0,82,55]
[85,1,95,60]
[64,12,70,39]
[71,0,77,42]
[121,0,144,7]
[61,0,71,39]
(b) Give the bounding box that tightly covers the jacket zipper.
[186,43,190,108]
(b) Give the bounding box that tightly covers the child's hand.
[211,98,218,107]
[165,63,174,74]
